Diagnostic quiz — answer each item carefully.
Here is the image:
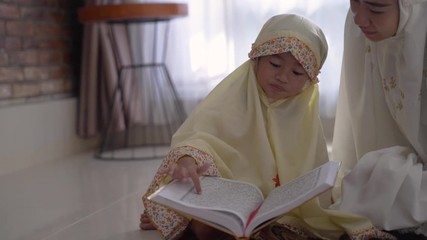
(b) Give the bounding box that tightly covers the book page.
[245,161,339,235]
[180,177,264,224]
[257,166,320,214]
[150,176,265,236]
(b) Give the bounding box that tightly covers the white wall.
[0,98,98,176]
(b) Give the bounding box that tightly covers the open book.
[148,161,339,239]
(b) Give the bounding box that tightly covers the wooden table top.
[78,3,188,23]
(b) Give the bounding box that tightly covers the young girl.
[141,13,395,240]
[331,0,427,238]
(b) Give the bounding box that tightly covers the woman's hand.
[160,156,210,194]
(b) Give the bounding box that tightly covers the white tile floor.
[0,147,168,240]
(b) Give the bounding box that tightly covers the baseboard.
[0,98,98,176]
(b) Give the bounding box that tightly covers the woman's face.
[256,52,310,100]
[350,0,399,41]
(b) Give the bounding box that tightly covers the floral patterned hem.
[142,146,219,240]
[346,226,397,240]
[252,222,322,240]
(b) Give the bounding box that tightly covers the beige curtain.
[78,0,129,137]
[77,0,350,142]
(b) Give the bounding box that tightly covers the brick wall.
[0,0,83,106]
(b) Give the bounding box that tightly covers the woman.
[331,0,427,238]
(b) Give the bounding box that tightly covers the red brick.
[0,36,4,48]
[42,0,60,8]
[5,36,22,50]
[21,7,44,20]
[14,0,42,6]
[7,21,35,37]
[0,51,9,66]
[39,50,62,64]
[37,23,68,37]
[37,38,68,49]
[64,78,74,91]
[24,66,50,80]
[0,67,24,82]
[44,10,67,24]
[10,50,38,65]
[62,50,73,64]
[1,0,81,101]
[50,65,72,79]
[40,79,71,94]
[58,0,75,8]
[51,77,75,93]
[22,38,36,49]
[0,3,20,19]
[13,82,41,98]
[0,84,12,99]
[0,20,5,35]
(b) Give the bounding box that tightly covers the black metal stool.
[78,3,188,160]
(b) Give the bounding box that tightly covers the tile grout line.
[41,190,141,240]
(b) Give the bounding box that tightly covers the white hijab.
[331,0,427,231]
[332,0,427,197]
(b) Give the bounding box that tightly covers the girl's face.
[256,52,310,100]
[350,0,399,41]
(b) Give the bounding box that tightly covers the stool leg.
[97,20,187,160]
[154,20,186,141]
[97,24,133,159]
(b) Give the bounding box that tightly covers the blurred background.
[0,1,349,239]
[0,0,349,175]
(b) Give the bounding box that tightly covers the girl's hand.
[160,156,210,194]
[139,211,156,230]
